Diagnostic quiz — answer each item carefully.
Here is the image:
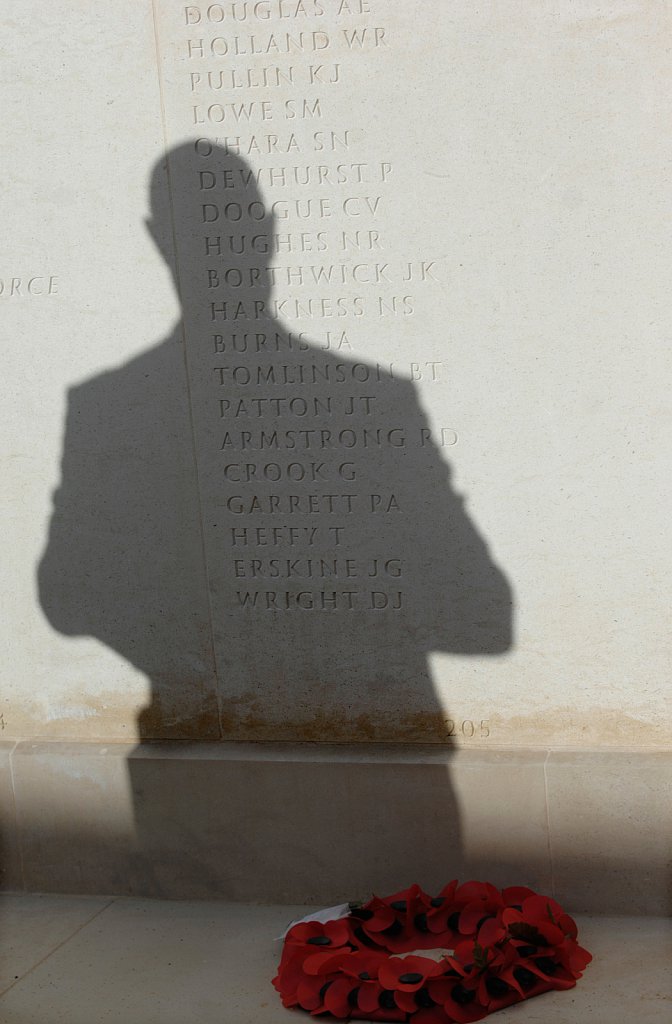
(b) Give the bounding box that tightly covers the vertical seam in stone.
[149,0,223,737]
[6,741,24,893]
[542,750,555,898]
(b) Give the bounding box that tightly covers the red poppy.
[476,973,521,1014]
[295,974,339,1012]
[301,949,351,977]
[338,950,389,980]
[425,880,463,944]
[520,893,567,922]
[475,915,506,948]
[284,918,354,950]
[272,972,300,1009]
[374,885,436,953]
[455,881,505,937]
[499,962,556,1001]
[321,977,361,1017]
[473,946,525,1013]
[341,975,408,1021]
[379,954,444,992]
[555,936,593,976]
[392,885,433,918]
[501,885,537,906]
[526,957,577,991]
[502,906,565,948]
[440,977,489,1023]
[430,881,459,907]
[380,884,432,921]
[449,937,496,973]
[355,979,388,1016]
[350,896,398,940]
[505,893,580,944]
[273,946,314,1007]
[273,919,354,1011]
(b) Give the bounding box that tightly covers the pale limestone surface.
[0,895,669,1024]
[546,750,672,913]
[0,0,670,748]
[2,0,214,741]
[0,894,112,994]
[0,743,21,891]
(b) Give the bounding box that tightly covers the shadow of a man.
[37,142,513,894]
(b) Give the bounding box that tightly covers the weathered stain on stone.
[10,694,670,750]
[219,706,456,744]
[484,707,671,749]
[138,697,221,741]
[9,681,222,743]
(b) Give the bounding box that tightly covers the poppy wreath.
[273,881,592,1022]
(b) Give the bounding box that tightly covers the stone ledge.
[2,741,670,914]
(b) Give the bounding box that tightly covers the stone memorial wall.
[148,1,516,742]
[7,0,667,747]
[2,2,671,908]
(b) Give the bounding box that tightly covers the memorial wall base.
[1,740,670,917]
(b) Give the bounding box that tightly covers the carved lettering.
[0,275,58,297]
[185,3,327,25]
[174,0,450,666]
[186,31,331,59]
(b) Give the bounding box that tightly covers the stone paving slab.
[0,896,669,1023]
[0,894,113,996]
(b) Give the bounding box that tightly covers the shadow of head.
[146,141,277,308]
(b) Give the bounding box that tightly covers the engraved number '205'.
[443,719,490,738]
